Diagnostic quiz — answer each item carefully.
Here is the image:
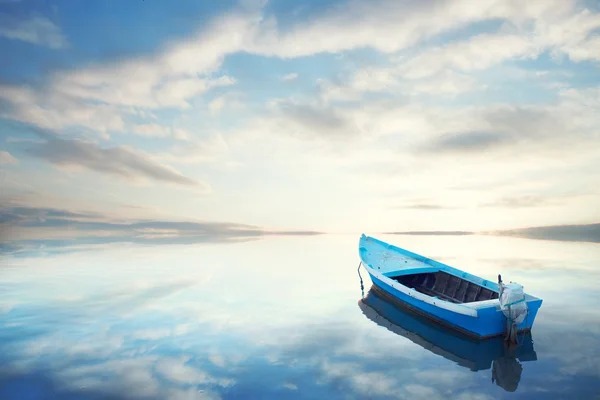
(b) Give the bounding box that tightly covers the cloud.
[363,88,600,156]
[244,84,597,159]
[385,231,475,236]
[130,124,171,138]
[1,0,598,146]
[0,13,68,49]
[166,388,223,400]
[1,231,597,400]
[130,124,192,141]
[0,151,18,165]
[0,206,102,226]
[154,134,234,166]
[281,383,297,390]
[0,10,237,142]
[391,198,459,210]
[385,222,600,242]
[155,358,211,385]
[0,87,194,143]
[418,92,584,145]
[272,100,359,138]
[261,318,495,399]
[0,0,598,236]
[409,70,482,96]
[246,0,596,59]
[24,134,205,188]
[0,205,324,254]
[56,357,162,398]
[208,354,227,369]
[208,96,227,116]
[57,72,235,110]
[0,85,126,137]
[394,204,454,210]
[397,34,540,80]
[320,67,482,102]
[494,223,600,243]
[481,196,563,208]
[564,35,600,62]
[314,2,600,101]
[208,92,245,116]
[37,10,245,113]
[401,384,444,400]
[281,73,298,82]
[212,82,599,232]
[482,106,567,139]
[127,325,189,341]
[422,131,512,153]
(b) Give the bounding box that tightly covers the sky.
[1,0,600,243]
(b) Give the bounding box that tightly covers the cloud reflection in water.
[1,234,599,399]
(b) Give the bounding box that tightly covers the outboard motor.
[498,275,528,342]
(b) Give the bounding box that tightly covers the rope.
[505,303,526,344]
[357,261,364,298]
[504,297,526,307]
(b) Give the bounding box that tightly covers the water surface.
[1,234,599,399]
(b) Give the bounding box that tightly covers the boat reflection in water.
[359,285,538,392]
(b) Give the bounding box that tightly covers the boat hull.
[368,274,541,339]
[359,286,538,372]
[359,234,543,339]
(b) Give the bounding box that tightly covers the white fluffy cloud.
[2,0,598,141]
[130,124,192,141]
[397,34,540,80]
[313,0,599,100]
[395,9,600,80]
[240,0,600,65]
[248,0,547,56]
[281,73,298,82]
[56,72,235,110]
[0,85,125,136]
[0,12,244,142]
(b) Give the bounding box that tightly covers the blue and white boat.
[358,234,543,339]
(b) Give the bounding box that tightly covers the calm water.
[1,234,599,399]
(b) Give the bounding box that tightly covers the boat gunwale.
[362,262,480,317]
[360,234,500,291]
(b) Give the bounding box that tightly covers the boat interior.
[391,271,499,304]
